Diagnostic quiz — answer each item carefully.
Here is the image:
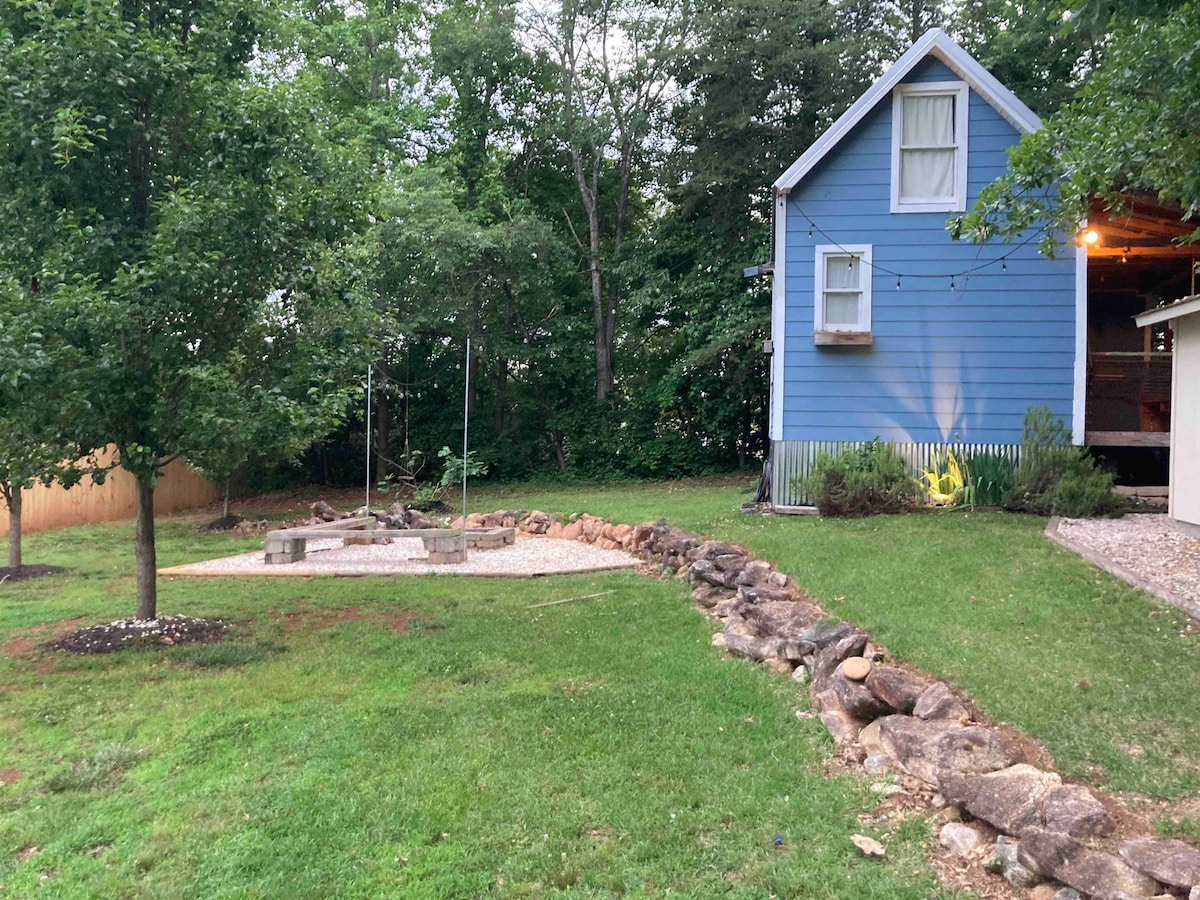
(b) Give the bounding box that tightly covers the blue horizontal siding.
[785,365,1073,385]
[779,55,1077,445]
[786,380,1073,400]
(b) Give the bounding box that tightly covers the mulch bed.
[46,615,226,655]
[0,565,66,584]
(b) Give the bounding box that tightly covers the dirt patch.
[269,605,425,636]
[46,616,226,655]
[3,618,88,659]
[0,768,21,785]
[16,846,40,862]
[0,565,66,584]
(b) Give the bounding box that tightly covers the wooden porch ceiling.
[1087,193,1197,258]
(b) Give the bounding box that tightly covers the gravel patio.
[159,535,639,578]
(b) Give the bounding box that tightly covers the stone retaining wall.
[469,507,1200,900]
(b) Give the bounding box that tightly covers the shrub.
[799,439,919,516]
[1007,407,1124,517]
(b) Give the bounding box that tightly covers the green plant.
[438,446,489,488]
[960,450,1016,508]
[799,439,919,517]
[1008,407,1124,517]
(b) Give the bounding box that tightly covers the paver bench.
[264,518,514,565]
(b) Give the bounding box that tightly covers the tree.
[957,1,1198,249]
[952,0,1104,117]
[0,0,375,617]
[526,0,688,401]
[0,294,88,569]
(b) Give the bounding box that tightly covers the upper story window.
[891,82,968,213]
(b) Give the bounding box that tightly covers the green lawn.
[0,518,946,898]
[5,475,1198,897]
[480,478,1200,800]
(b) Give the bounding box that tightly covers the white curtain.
[900,94,955,200]
[824,255,860,326]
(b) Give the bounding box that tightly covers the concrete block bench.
[263,519,512,565]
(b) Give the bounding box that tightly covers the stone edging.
[1045,517,1200,622]
[469,508,1200,900]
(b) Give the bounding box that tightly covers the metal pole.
[365,365,372,514]
[462,338,470,530]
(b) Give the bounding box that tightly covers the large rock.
[831,667,892,721]
[1018,829,1159,900]
[939,822,986,857]
[521,510,553,534]
[941,765,1062,836]
[810,632,868,693]
[857,719,886,757]
[802,620,856,650]
[1042,785,1114,838]
[689,559,734,589]
[686,540,746,563]
[877,715,1022,787]
[913,682,968,723]
[311,500,340,522]
[736,584,801,605]
[734,560,773,587]
[723,632,783,662]
[988,835,1042,889]
[1118,838,1200,889]
[713,553,749,573]
[691,583,736,610]
[818,709,861,746]
[865,666,931,714]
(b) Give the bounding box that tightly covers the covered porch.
[1083,193,1195,483]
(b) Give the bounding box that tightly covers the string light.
[792,203,1043,288]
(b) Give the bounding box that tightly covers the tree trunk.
[135,476,157,620]
[223,479,230,520]
[7,485,21,570]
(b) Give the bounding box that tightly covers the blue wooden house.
[767,29,1088,506]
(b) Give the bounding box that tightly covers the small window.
[891,82,967,213]
[814,245,872,343]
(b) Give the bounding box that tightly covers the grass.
[477,478,1200,800]
[0,516,946,898]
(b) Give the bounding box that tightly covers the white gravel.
[163,535,639,578]
[1057,514,1200,603]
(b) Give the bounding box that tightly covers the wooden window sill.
[814,330,873,346]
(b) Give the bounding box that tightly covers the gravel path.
[1056,514,1200,604]
[161,536,638,578]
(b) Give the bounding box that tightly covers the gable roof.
[774,28,1042,193]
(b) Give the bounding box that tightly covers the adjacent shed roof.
[1136,295,1200,327]
[774,28,1042,193]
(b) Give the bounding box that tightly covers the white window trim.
[890,81,969,214]
[814,244,872,334]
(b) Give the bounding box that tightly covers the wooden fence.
[0,449,221,534]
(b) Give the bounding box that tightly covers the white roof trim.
[774,28,1042,193]
[1136,295,1200,327]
